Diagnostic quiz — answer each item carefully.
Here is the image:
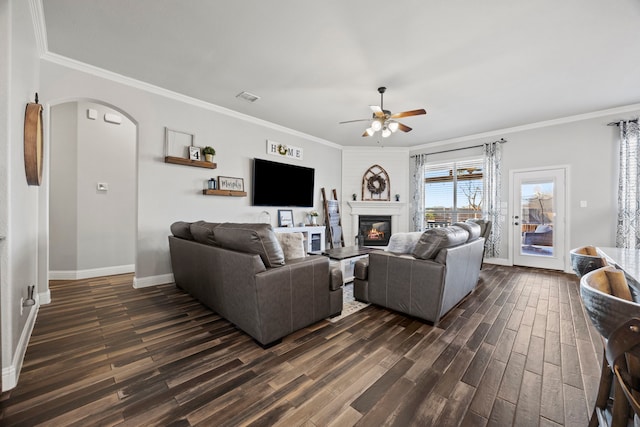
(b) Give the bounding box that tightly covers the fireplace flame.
[367,227,384,240]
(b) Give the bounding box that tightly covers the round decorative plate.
[24,101,43,186]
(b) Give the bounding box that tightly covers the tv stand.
[274,226,325,253]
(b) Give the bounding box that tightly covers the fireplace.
[358,215,392,246]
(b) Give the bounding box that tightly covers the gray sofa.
[168,221,343,347]
[353,222,485,325]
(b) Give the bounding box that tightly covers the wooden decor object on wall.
[24,93,43,186]
[361,164,390,201]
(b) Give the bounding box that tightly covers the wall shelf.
[202,189,247,197]
[165,156,216,169]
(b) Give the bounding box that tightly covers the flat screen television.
[252,158,315,207]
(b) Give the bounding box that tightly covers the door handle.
[514,222,519,226]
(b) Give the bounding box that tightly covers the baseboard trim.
[49,264,135,280]
[2,296,39,391]
[483,257,511,266]
[133,273,174,289]
[39,288,51,305]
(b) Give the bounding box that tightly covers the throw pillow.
[535,224,553,233]
[170,221,194,240]
[190,221,220,246]
[466,218,488,237]
[386,232,423,254]
[453,222,481,241]
[214,223,285,268]
[275,232,306,260]
[605,269,633,301]
[412,226,469,260]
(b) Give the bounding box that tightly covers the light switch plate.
[97,183,108,191]
[580,200,587,208]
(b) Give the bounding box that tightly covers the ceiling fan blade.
[369,105,385,118]
[398,123,412,133]
[362,130,371,137]
[339,118,370,124]
[390,109,427,119]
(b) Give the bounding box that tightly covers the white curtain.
[483,141,503,257]
[616,120,640,248]
[410,154,426,231]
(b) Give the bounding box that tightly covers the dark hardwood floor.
[0,264,601,426]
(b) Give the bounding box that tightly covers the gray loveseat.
[353,222,485,325]
[168,221,343,347]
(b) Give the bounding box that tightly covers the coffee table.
[322,246,380,284]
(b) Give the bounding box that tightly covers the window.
[424,158,484,227]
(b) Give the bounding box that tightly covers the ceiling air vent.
[236,91,260,103]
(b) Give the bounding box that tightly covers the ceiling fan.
[339,87,427,138]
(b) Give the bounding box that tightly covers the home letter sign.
[266,140,303,160]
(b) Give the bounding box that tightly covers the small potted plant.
[352,193,357,201]
[309,210,319,225]
[202,146,216,162]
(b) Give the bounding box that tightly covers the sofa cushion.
[190,221,221,246]
[354,257,369,280]
[215,223,285,268]
[412,226,469,260]
[453,221,481,242]
[170,221,194,240]
[386,232,423,254]
[535,224,553,233]
[275,232,306,260]
[466,218,489,238]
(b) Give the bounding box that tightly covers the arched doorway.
[48,100,137,281]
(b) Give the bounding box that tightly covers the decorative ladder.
[321,188,345,249]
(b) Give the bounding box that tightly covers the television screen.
[252,158,315,207]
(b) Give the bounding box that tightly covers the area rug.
[329,283,370,323]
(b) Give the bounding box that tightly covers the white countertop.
[598,247,640,284]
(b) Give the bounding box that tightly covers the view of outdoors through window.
[519,181,555,256]
[424,159,484,227]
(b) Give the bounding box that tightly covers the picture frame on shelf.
[278,209,294,227]
[164,127,196,158]
[218,176,245,192]
[189,146,202,161]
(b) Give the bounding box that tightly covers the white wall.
[49,101,136,277]
[1,0,42,390]
[410,112,632,268]
[40,59,342,287]
[77,101,136,271]
[49,102,77,270]
[341,147,410,245]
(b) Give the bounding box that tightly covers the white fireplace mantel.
[347,201,406,216]
[347,201,407,240]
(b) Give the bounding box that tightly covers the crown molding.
[341,145,410,153]
[39,52,342,150]
[28,0,47,56]
[411,103,640,151]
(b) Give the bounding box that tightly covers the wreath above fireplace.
[361,164,390,201]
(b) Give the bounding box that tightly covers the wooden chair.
[580,266,640,426]
[606,318,640,426]
[571,245,607,278]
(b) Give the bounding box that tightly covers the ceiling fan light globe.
[371,119,383,131]
[388,121,399,132]
[365,127,374,136]
[382,128,391,138]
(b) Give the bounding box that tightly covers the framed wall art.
[164,127,196,158]
[278,209,294,227]
[189,146,202,161]
[218,176,245,192]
